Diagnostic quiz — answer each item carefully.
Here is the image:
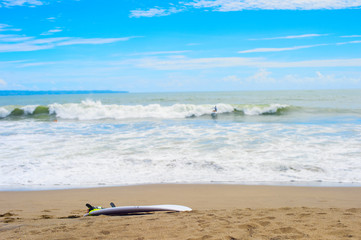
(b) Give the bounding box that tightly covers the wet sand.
[1,184,361,239]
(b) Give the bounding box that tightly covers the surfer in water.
[211,106,217,119]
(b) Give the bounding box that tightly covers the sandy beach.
[1,184,361,239]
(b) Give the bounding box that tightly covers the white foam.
[0,107,10,118]
[1,100,292,120]
[242,104,289,115]
[48,100,235,120]
[1,120,360,190]
[21,105,38,115]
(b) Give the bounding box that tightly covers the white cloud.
[0,24,21,32]
[267,71,361,87]
[222,75,241,82]
[336,40,361,45]
[1,0,44,7]
[130,8,169,18]
[240,39,361,54]
[340,35,361,38]
[187,0,361,11]
[284,71,340,84]
[130,7,183,18]
[0,24,10,31]
[26,37,70,44]
[222,69,276,85]
[48,29,62,33]
[0,34,34,42]
[0,34,138,52]
[17,61,57,68]
[251,34,328,40]
[132,56,261,70]
[239,44,326,53]
[260,58,361,68]
[41,28,63,36]
[129,56,361,70]
[0,78,7,86]
[56,37,133,46]
[130,50,191,56]
[131,0,361,17]
[247,68,275,83]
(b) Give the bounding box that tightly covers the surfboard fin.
[86,203,95,212]
[110,202,116,208]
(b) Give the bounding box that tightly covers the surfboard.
[84,204,192,216]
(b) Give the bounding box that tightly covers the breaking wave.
[0,100,293,120]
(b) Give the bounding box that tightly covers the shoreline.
[2,180,361,192]
[1,184,361,239]
[1,184,361,211]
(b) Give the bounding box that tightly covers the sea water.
[1,90,361,190]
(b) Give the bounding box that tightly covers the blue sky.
[0,0,361,92]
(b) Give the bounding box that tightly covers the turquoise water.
[1,90,361,190]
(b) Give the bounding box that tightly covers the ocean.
[1,90,361,190]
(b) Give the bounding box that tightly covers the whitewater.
[1,90,361,190]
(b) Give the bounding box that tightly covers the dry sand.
[1,184,361,239]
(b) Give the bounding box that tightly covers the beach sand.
[1,184,361,239]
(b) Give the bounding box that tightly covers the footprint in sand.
[40,215,54,219]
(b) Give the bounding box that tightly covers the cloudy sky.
[0,0,361,92]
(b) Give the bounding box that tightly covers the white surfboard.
[84,204,192,216]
